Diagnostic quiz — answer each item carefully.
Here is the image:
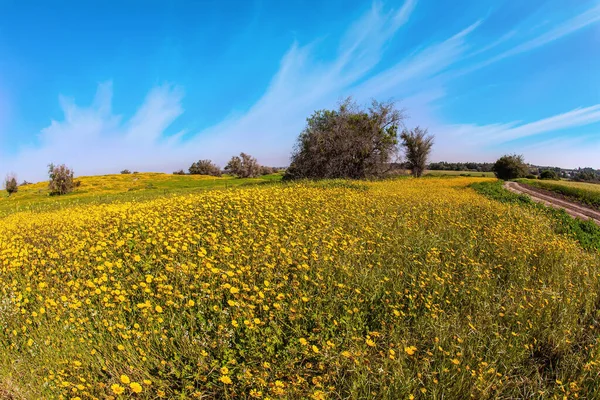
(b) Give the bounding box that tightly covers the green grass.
[517,179,600,210]
[426,170,495,177]
[471,180,600,252]
[0,172,284,218]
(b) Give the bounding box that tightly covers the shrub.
[284,98,405,180]
[173,169,186,175]
[5,174,18,195]
[492,154,528,180]
[525,174,538,179]
[189,159,222,177]
[260,166,276,175]
[120,169,131,174]
[540,170,559,180]
[225,153,261,178]
[572,169,600,182]
[400,127,434,178]
[48,163,75,196]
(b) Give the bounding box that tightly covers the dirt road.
[504,181,600,226]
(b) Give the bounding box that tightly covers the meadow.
[0,173,282,218]
[517,179,600,210]
[425,170,495,177]
[2,176,600,399]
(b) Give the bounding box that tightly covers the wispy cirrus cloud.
[432,104,600,164]
[460,2,600,73]
[2,0,600,182]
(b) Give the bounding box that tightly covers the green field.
[425,170,495,177]
[517,178,600,209]
[0,172,283,218]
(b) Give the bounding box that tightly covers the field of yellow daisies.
[2,177,600,399]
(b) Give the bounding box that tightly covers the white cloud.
[460,3,600,73]
[1,82,193,182]
[430,105,600,168]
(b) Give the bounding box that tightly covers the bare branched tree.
[400,127,434,178]
[48,163,75,195]
[225,153,261,178]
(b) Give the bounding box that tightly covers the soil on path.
[504,181,600,226]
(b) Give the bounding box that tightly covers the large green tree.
[284,98,405,180]
[492,154,528,180]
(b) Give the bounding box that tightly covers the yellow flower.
[130,382,143,393]
[229,287,239,294]
[312,390,326,400]
[299,338,308,346]
[134,255,141,262]
[312,345,319,353]
[219,375,232,385]
[404,346,417,356]
[155,305,163,313]
[366,338,376,347]
[120,375,130,384]
[111,384,125,394]
[220,366,229,375]
[451,358,461,365]
[187,300,195,307]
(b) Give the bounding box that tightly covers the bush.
[120,169,131,174]
[225,153,261,178]
[5,174,18,195]
[400,127,434,178]
[572,169,600,182]
[492,154,528,180]
[260,166,276,175]
[188,160,222,177]
[540,170,559,180]
[48,163,75,196]
[172,169,186,175]
[285,98,405,180]
[525,174,538,179]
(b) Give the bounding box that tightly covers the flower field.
[2,177,600,399]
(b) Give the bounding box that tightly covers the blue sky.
[0,0,599,181]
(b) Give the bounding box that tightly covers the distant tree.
[400,127,434,178]
[260,166,276,175]
[172,169,186,175]
[492,155,528,180]
[225,153,261,178]
[48,163,75,195]
[540,170,559,180]
[120,169,131,174]
[188,159,222,177]
[572,168,600,182]
[285,98,405,180]
[4,174,18,196]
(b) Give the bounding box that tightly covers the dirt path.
[504,181,600,225]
